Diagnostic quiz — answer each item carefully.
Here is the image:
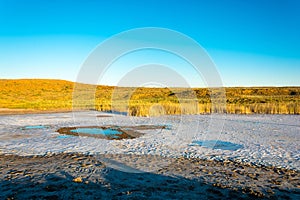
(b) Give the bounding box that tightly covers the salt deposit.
[0,111,299,170]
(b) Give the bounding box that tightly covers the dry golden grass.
[0,79,299,116]
[0,79,74,110]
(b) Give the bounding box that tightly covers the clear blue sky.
[0,0,299,87]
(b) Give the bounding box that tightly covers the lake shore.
[0,111,299,199]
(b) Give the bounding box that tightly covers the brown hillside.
[0,79,299,115]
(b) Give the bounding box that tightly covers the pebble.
[72,177,83,183]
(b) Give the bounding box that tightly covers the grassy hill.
[0,79,299,116]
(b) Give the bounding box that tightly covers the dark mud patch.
[96,115,113,118]
[123,124,170,131]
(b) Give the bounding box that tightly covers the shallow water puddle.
[190,140,243,151]
[70,128,122,136]
[56,126,142,140]
[70,128,122,138]
[56,125,167,140]
[56,135,74,139]
[21,125,49,130]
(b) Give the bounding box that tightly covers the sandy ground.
[0,111,300,199]
[1,153,299,200]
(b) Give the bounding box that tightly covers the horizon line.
[1,78,300,88]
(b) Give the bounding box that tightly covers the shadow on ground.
[0,153,299,200]
[0,169,259,200]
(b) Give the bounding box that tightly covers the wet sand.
[1,153,299,200]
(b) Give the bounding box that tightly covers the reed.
[0,79,299,116]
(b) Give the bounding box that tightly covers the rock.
[73,177,83,183]
[266,189,274,194]
[247,173,258,179]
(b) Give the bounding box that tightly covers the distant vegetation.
[0,79,299,116]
